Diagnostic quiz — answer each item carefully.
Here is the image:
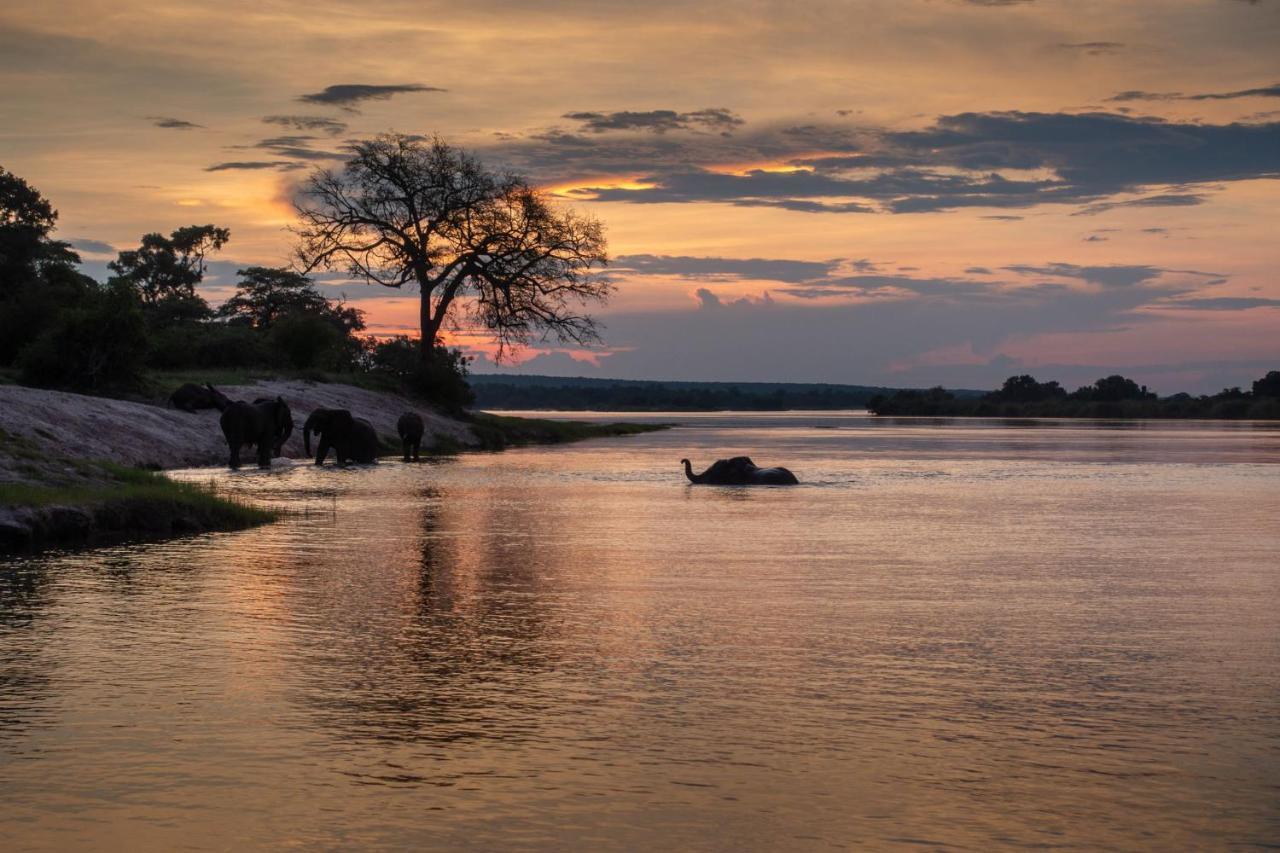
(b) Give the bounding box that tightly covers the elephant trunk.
[681,458,699,483]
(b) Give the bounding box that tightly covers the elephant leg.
[257,441,271,469]
[402,443,410,463]
[314,437,330,466]
[412,441,420,462]
[228,442,241,470]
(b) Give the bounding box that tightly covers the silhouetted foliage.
[870,372,1280,419]
[0,167,95,364]
[987,374,1067,403]
[294,133,610,367]
[0,166,471,401]
[18,280,148,391]
[1254,371,1280,398]
[109,225,229,305]
[370,336,474,410]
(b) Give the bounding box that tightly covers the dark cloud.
[262,115,348,135]
[1000,262,1224,288]
[783,273,995,300]
[613,254,839,283]
[1057,42,1124,55]
[149,116,203,130]
[68,238,114,254]
[1083,234,1108,242]
[531,110,1279,215]
[250,135,346,161]
[204,161,304,172]
[1107,83,1280,102]
[563,108,744,134]
[297,83,444,111]
[965,266,993,274]
[1075,193,1206,215]
[1160,297,1280,310]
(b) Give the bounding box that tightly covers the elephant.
[220,397,293,469]
[681,456,799,485]
[397,412,425,462]
[169,382,231,413]
[303,408,380,465]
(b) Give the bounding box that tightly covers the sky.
[2,0,1278,393]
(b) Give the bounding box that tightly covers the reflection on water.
[2,413,1279,850]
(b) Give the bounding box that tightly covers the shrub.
[18,280,149,391]
[369,336,474,410]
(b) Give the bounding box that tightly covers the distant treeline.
[468,375,947,411]
[869,373,1280,419]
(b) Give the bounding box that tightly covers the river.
[2,412,1279,850]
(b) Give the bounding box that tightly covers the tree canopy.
[293,134,610,365]
[218,265,364,334]
[109,225,230,304]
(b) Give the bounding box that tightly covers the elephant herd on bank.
[169,383,423,470]
[169,382,799,484]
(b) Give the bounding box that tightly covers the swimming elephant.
[397,412,425,462]
[303,408,380,465]
[169,382,231,413]
[220,397,293,469]
[681,456,799,485]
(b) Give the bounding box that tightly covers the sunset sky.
[2,0,1277,392]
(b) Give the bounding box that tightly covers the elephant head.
[303,408,354,456]
[204,383,233,412]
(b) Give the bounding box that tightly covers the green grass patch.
[467,412,669,450]
[0,467,274,526]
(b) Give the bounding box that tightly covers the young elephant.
[219,397,293,469]
[303,408,380,465]
[397,412,425,462]
[169,382,232,413]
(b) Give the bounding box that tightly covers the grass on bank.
[0,463,273,527]
[2,427,275,551]
[467,413,669,450]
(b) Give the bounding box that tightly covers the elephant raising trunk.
[681,456,799,485]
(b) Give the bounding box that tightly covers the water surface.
[3,413,1279,850]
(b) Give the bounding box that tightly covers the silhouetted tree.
[293,134,610,368]
[987,374,1067,403]
[1073,375,1155,402]
[1253,371,1280,398]
[109,224,229,304]
[0,167,94,363]
[218,266,363,333]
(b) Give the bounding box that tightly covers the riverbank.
[0,427,274,552]
[0,380,667,554]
